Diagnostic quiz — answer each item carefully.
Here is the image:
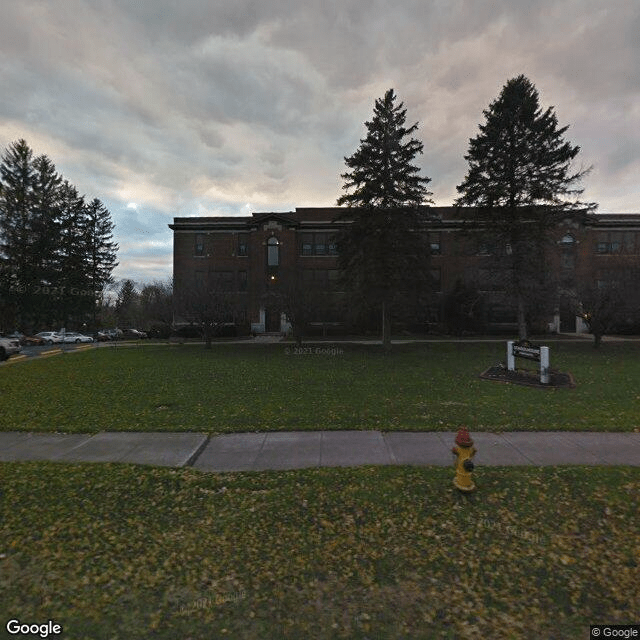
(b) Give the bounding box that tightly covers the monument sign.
[507,340,550,384]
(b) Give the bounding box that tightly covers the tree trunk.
[517,296,527,341]
[382,300,391,351]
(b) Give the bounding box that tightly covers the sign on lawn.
[507,341,550,384]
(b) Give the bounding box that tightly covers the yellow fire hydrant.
[452,427,476,492]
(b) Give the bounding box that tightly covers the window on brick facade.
[623,232,636,253]
[211,271,234,291]
[195,233,205,256]
[302,269,330,288]
[477,240,498,256]
[301,233,313,255]
[430,268,441,291]
[429,232,441,255]
[238,270,247,291]
[596,232,623,254]
[195,271,205,291]
[237,233,248,256]
[267,237,279,266]
[300,232,338,256]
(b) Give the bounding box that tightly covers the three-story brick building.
[169,207,640,335]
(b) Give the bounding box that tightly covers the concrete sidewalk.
[0,430,638,471]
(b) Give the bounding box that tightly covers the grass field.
[1,462,638,639]
[2,341,640,432]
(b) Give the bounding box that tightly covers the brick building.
[169,207,640,335]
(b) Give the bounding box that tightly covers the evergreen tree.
[456,75,596,338]
[0,139,37,329]
[115,279,139,328]
[55,181,92,327]
[31,154,63,327]
[0,139,119,331]
[336,89,434,348]
[84,198,119,328]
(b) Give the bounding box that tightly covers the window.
[211,271,234,291]
[195,233,205,256]
[267,236,279,266]
[561,233,576,270]
[477,240,498,256]
[488,304,517,324]
[624,232,636,253]
[302,269,330,288]
[429,232,441,255]
[300,232,338,256]
[328,270,340,287]
[596,232,623,254]
[195,271,205,291]
[430,268,441,291]
[237,233,248,257]
[238,270,247,291]
[301,233,313,256]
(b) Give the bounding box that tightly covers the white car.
[0,336,22,360]
[61,332,94,344]
[35,331,63,345]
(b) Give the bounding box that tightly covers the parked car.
[0,335,22,360]
[97,328,123,341]
[35,331,63,345]
[122,328,148,339]
[61,332,94,343]
[7,332,46,346]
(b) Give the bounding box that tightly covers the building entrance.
[264,308,280,333]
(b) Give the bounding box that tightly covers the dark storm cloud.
[1,0,639,283]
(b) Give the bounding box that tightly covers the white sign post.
[540,346,550,385]
[507,341,550,385]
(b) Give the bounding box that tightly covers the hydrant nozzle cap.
[455,427,474,447]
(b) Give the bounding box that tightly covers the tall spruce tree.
[336,88,434,348]
[0,139,37,329]
[84,198,119,328]
[456,75,596,339]
[55,181,92,327]
[0,139,119,331]
[31,154,63,328]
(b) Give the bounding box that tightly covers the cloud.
[1,0,639,285]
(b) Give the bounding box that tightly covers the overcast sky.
[1,0,638,286]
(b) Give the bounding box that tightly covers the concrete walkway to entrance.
[1,431,638,471]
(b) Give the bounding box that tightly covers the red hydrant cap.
[455,427,474,447]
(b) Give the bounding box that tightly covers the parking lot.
[1,341,97,364]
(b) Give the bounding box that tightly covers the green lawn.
[2,341,640,432]
[1,462,637,639]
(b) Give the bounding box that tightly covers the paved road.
[1,431,638,471]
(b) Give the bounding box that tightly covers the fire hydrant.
[452,427,476,492]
